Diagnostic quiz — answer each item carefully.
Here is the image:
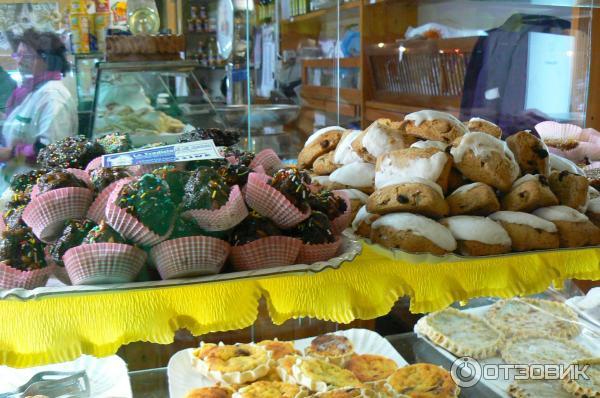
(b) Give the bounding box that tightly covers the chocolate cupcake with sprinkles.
[290,211,343,264]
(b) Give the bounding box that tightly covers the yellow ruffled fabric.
[1,244,598,368]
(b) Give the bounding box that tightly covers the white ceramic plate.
[415,304,600,398]
[167,328,408,398]
[0,355,131,397]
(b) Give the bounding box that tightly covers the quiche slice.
[502,336,592,367]
[486,298,581,339]
[232,381,309,398]
[276,355,301,384]
[561,358,600,398]
[292,357,362,393]
[415,307,503,359]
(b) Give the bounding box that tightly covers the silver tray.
[0,234,361,300]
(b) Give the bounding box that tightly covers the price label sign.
[101,140,223,167]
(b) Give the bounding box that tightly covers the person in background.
[0,29,77,191]
[0,66,16,116]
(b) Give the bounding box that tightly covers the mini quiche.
[258,340,300,360]
[508,380,572,398]
[502,336,592,367]
[486,298,581,339]
[311,387,379,397]
[185,386,235,398]
[276,355,301,384]
[345,354,398,383]
[369,381,410,398]
[561,358,600,398]
[292,357,362,393]
[191,342,274,384]
[305,334,355,366]
[385,364,460,398]
[232,381,309,398]
[415,307,503,359]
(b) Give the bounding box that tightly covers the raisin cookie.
[352,119,416,163]
[533,206,600,247]
[329,163,375,194]
[446,182,500,216]
[489,211,560,251]
[402,110,468,143]
[298,127,345,169]
[506,130,550,176]
[351,205,380,238]
[367,178,448,218]
[501,174,558,212]
[549,170,590,212]
[440,215,512,256]
[313,151,339,175]
[467,117,502,139]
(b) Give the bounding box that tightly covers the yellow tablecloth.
[1,244,598,368]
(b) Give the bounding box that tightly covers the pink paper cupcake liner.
[0,262,53,289]
[85,156,104,173]
[253,165,266,175]
[250,149,283,175]
[29,168,92,200]
[296,238,342,264]
[245,172,310,228]
[331,190,353,235]
[22,187,94,243]
[181,185,248,231]
[63,243,147,285]
[226,156,238,165]
[150,236,230,279]
[87,177,136,224]
[230,236,302,271]
[105,179,174,247]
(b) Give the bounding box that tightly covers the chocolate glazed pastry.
[37,135,105,169]
[82,221,126,244]
[308,190,347,220]
[223,148,256,167]
[0,226,47,271]
[231,211,282,245]
[170,218,228,240]
[290,211,335,244]
[90,167,131,193]
[182,167,230,211]
[36,169,89,194]
[269,168,312,212]
[10,168,49,193]
[50,218,97,266]
[3,205,28,230]
[217,162,251,187]
[152,165,190,204]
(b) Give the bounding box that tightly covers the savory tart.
[508,380,572,398]
[501,336,592,367]
[486,298,581,339]
[291,357,362,393]
[311,387,378,397]
[257,340,300,361]
[305,334,355,366]
[385,364,460,398]
[185,386,235,398]
[415,307,503,359]
[191,342,274,384]
[232,381,308,398]
[344,354,398,383]
[276,355,301,384]
[561,358,600,398]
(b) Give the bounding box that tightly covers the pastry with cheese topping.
[232,381,308,398]
[305,334,355,366]
[292,357,362,393]
[345,354,398,383]
[385,364,460,398]
[257,340,300,361]
[276,355,301,384]
[185,386,235,398]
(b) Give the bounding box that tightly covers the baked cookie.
[447,167,470,193]
[232,381,308,398]
[305,334,355,366]
[486,298,581,339]
[352,119,416,163]
[311,388,378,398]
[501,174,558,212]
[375,148,453,193]
[561,358,600,398]
[506,130,550,176]
[334,130,363,166]
[549,153,585,175]
[298,127,345,169]
[370,213,457,255]
[366,179,448,218]
[329,163,375,194]
[336,189,369,221]
[185,386,235,398]
[415,308,503,359]
[257,340,299,361]
[489,211,560,251]
[345,354,398,383]
[410,140,449,151]
[385,364,460,398]
[549,170,590,212]
[508,380,572,398]
[292,357,362,393]
[533,206,600,247]
[190,342,273,384]
[467,117,502,139]
[402,110,468,143]
[586,197,600,227]
[446,182,500,216]
[351,205,380,238]
[450,132,520,192]
[313,151,339,175]
[501,336,591,367]
[311,175,346,192]
[440,216,511,256]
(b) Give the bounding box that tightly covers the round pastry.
[257,340,299,361]
[446,182,500,216]
[506,130,550,176]
[182,168,231,212]
[232,381,308,398]
[152,164,190,204]
[217,162,251,187]
[352,119,416,163]
[586,197,600,227]
[90,167,131,193]
[351,205,379,238]
[313,151,339,175]
[344,354,398,383]
[10,168,49,193]
[402,110,468,143]
[0,226,47,271]
[82,221,126,244]
[467,117,502,139]
[185,386,234,398]
[37,135,105,169]
[440,216,511,256]
[385,363,460,398]
[95,132,132,154]
[179,127,241,147]
[36,169,89,195]
[305,334,355,366]
[333,130,362,166]
[290,211,334,244]
[231,211,282,246]
[450,132,520,192]
[370,213,457,255]
[533,206,600,247]
[329,163,375,194]
[49,218,97,266]
[366,178,448,218]
[308,191,347,221]
[311,388,378,398]
[335,189,368,221]
[117,174,177,236]
[489,211,559,251]
[269,168,312,212]
[291,357,362,392]
[298,126,345,169]
[374,148,452,193]
[501,174,558,212]
[548,170,590,212]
